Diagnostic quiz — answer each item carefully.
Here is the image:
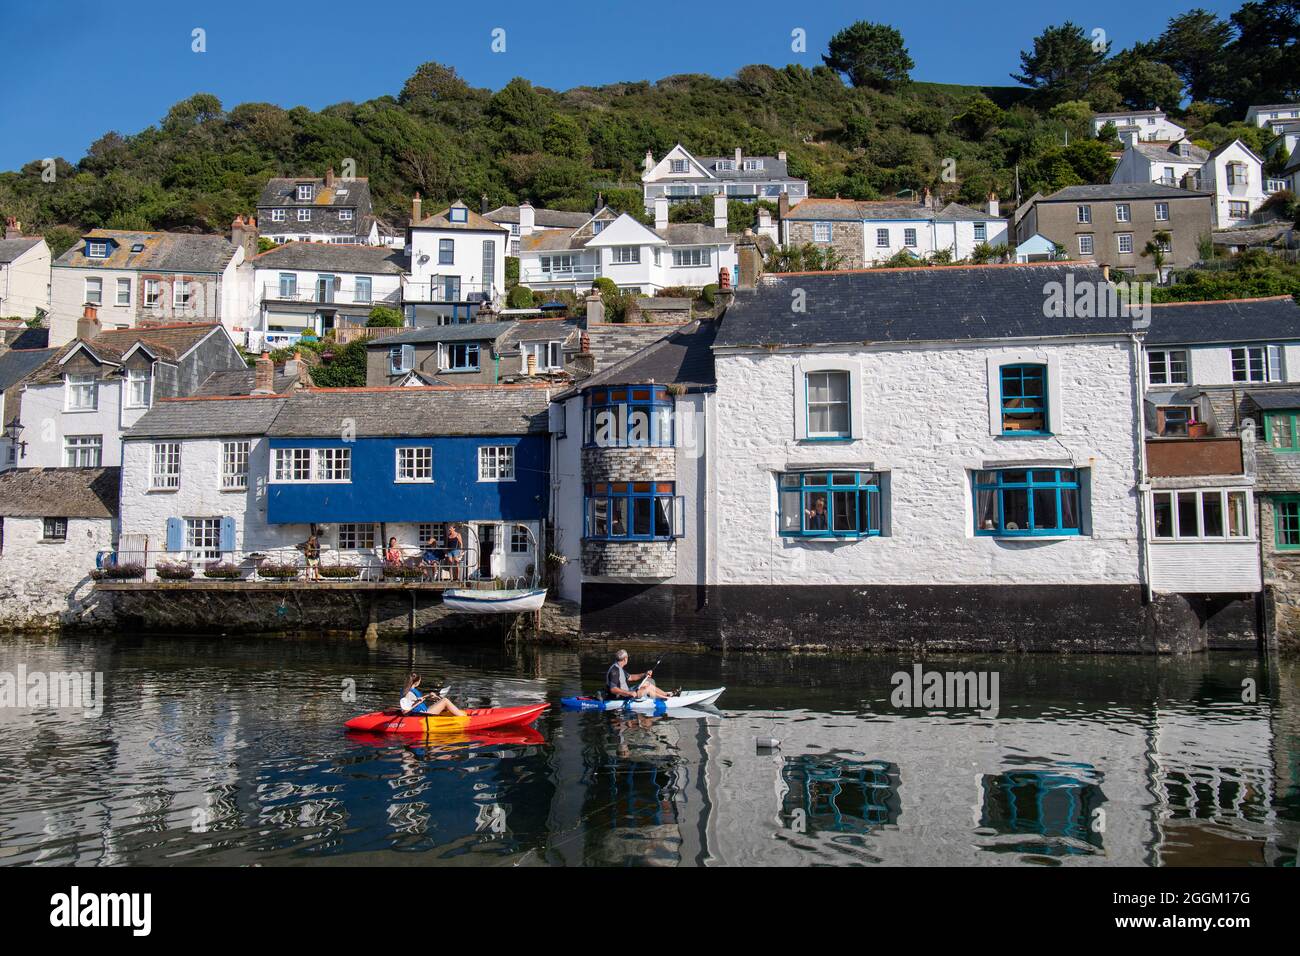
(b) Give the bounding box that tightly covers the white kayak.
[442,587,547,614]
[560,687,725,712]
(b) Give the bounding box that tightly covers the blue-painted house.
[265,386,551,578]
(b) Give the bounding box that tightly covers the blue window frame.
[447,343,479,371]
[1000,364,1049,434]
[778,471,881,538]
[973,469,1081,536]
[583,385,674,448]
[438,238,454,265]
[584,481,682,541]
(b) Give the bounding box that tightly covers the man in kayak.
[400,673,466,717]
[605,650,676,701]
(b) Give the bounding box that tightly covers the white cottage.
[404,198,508,326]
[641,144,807,213]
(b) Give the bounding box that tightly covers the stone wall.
[581,539,676,578]
[577,582,1213,653]
[784,221,864,268]
[1258,495,1300,652]
[581,446,675,483]
[0,516,116,630]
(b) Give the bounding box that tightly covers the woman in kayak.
[400,673,466,717]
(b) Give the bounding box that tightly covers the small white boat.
[442,587,547,614]
[561,687,726,712]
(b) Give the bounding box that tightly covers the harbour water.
[0,633,1295,866]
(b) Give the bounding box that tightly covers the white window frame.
[185,517,223,560]
[669,159,688,173]
[903,228,917,248]
[1154,202,1170,221]
[297,208,312,222]
[84,277,102,305]
[1077,205,1092,224]
[876,228,889,248]
[1117,234,1134,254]
[314,447,351,482]
[65,374,98,411]
[270,208,287,222]
[672,248,708,268]
[296,184,314,201]
[510,525,531,553]
[337,523,377,551]
[521,341,562,372]
[355,276,372,303]
[339,209,354,222]
[115,277,131,306]
[62,435,102,468]
[1231,345,1282,383]
[478,445,515,482]
[221,440,250,490]
[173,280,192,309]
[1150,488,1254,541]
[611,245,641,264]
[973,222,987,241]
[1146,349,1189,386]
[150,442,181,490]
[1078,234,1094,255]
[1115,203,1131,223]
[125,368,152,409]
[271,447,313,482]
[144,279,162,307]
[812,222,832,243]
[87,241,108,258]
[396,446,433,482]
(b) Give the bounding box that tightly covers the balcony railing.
[403,279,496,304]
[262,283,399,307]
[520,266,600,285]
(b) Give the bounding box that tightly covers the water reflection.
[0,635,1294,867]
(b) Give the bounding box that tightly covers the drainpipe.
[1131,332,1152,603]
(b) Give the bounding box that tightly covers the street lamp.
[3,418,25,459]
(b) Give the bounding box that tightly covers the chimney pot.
[253,351,275,394]
[411,193,422,223]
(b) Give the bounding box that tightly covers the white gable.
[584,214,667,247]
[645,144,714,182]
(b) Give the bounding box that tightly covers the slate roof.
[370,321,518,347]
[0,347,58,391]
[715,264,1141,348]
[660,223,729,244]
[498,318,581,353]
[936,202,1002,222]
[412,202,509,233]
[1042,183,1212,201]
[0,467,120,519]
[193,367,302,396]
[1245,388,1300,411]
[1144,297,1300,346]
[660,152,800,183]
[124,396,289,439]
[266,387,550,437]
[1206,140,1264,164]
[1094,110,1167,119]
[782,199,1000,224]
[555,321,717,400]
[251,242,407,274]
[54,230,239,273]
[1133,141,1210,164]
[485,206,591,229]
[0,326,49,349]
[258,177,372,210]
[28,324,225,384]
[0,238,43,263]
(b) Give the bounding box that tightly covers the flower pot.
[1188,422,1209,439]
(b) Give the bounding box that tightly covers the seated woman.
[400,673,465,717]
[384,536,403,565]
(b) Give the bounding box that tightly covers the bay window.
[584,481,681,541]
[1152,489,1250,539]
[973,469,1082,536]
[584,385,673,447]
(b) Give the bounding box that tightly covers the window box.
[257,561,301,580]
[155,561,195,581]
[203,562,244,580]
[97,562,146,580]
[318,564,361,580]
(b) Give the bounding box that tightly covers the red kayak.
[345,725,546,748]
[344,702,549,735]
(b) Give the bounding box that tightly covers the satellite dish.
[418,254,430,264]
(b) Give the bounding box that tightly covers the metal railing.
[261,282,400,306]
[520,266,600,285]
[402,280,496,304]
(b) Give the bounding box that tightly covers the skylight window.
[130,243,145,253]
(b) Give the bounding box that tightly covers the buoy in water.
[756,737,781,751]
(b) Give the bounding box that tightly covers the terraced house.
[256,169,391,246]
[48,229,245,346]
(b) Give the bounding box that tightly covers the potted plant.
[382,562,425,581]
[318,563,361,580]
[1188,417,1209,439]
[155,560,195,581]
[257,560,300,580]
[99,562,146,580]
[203,561,243,580]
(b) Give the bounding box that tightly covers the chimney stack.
[644,149,655,174]
[986,192,1000,217]
[481,193,490,215]
[734,147,742,165]
[252,351,275,395]
[519,201,535,235]
[77,304,100,341]
[585,289,605,326]
[777,150,787,163]
[654,196,669,232]
[713,194,728,231]
[571,330,596,376]
[411,193,423,223]
[231,214,258,260]
[324,167,335,188]
[736,231,764,291]
[526,353,538,377]
[3,217,20,240]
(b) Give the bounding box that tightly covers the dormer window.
[742,159,764,171]
[715,160,735,171]
[87,241,108,258]
[1177,142,1190,158]
[296,184,314,202]
[339,209,353,222]
[449,207,468,223]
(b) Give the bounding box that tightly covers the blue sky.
[1,0,1242,172]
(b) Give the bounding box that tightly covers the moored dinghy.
[441,586,548,614]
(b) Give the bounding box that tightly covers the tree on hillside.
[1012,22,1109,106]
[1221,0,1300,108]
[823,21,914,91]
[1102,50,1184,110]
[399,62,472,108]
[1154,9,1232,102]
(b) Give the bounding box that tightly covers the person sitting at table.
[385,536,403,565]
